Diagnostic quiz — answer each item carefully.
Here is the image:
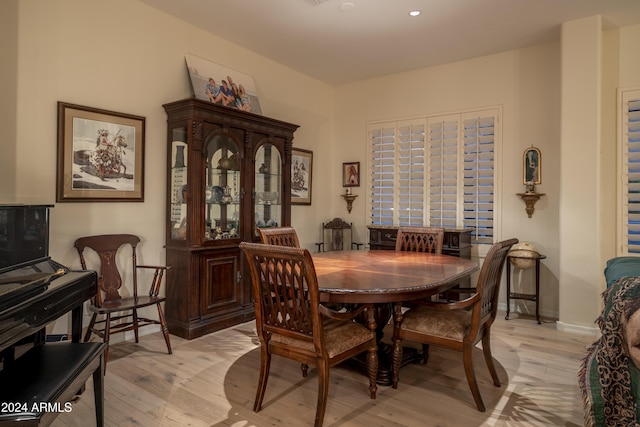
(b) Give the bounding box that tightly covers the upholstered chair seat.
[270,319,375,358]
[400,306,471,341]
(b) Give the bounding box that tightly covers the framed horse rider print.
[56,102,145,202]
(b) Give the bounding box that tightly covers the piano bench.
[0,342,106,427]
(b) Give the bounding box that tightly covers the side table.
[505,253,546,324]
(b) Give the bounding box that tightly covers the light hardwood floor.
[52,312,596,427]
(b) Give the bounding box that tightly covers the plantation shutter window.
[367,108,500,244]
[620,89,640,254]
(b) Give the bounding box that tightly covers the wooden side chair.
[395,226,444,253]
[315,217,363,252]
[257,226,308,376]
[257,226,300,247]
[396,226,445,308]
[391,238,518,412]
[239,242,378,427]
[74,234,172,370]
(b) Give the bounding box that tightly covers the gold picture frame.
[56,102,145,202]
[523,146,541,185]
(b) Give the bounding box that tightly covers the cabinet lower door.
[200,250,243,320]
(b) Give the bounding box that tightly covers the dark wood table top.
[312,250,478,304]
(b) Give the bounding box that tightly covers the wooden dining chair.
[258,226,311,376]
[239,242,378,427]
[257,226,300,247]
[315,217,363,252]
[395,226,444,253]
[396,226,445,308]
[74,234,172,370]
[391,238,518,412]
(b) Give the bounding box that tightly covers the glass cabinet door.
[170,129,188,240]
[205,135,241,241]
[255,143,282,237]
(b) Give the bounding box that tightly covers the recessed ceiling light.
[340,2,355,11]
[409,10,421,17]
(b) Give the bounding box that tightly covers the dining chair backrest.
[395,226,444,254]
[318,217,362,251]
[75,233,141,303]
[473,237,519,325]
[257,226,301,248]
[240,242,321,346]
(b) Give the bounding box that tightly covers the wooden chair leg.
[314,358,329,427]
[366,344,378,399]
[482,332,500,387]
[462,345,485,412]
[254,344,271,412]
[391,336,403,389]
[133,309,140,343]
[157,304,173,354]
[84,313,97,342]
[103,314,112,372]
[421,343,430,364]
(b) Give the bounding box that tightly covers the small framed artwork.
[343,162,360,187]
[56,102,145,202]
[523,147,541,185]
[291,148,313,205]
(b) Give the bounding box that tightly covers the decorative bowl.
[257,191,279,205]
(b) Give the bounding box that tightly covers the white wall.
[559,16,603,330]
[0,1,18,198]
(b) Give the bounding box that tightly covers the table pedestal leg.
[350,303,422,386]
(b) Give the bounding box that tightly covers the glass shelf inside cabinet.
[170,134,188,240]
[205,135,241,241]
[255,143,282,233]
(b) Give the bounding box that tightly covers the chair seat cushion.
[401,306,471,341]
[91,295,165,312]
[271,320,375,358]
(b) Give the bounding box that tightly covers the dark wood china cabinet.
[163,99,298,339]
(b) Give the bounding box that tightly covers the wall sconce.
[341,188,358,214]
[517,182,545,218]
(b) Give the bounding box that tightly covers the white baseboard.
[498,302,599,336]
[555,320,599,337]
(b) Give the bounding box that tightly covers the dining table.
[311,249,479,385]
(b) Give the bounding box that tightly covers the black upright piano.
[0,204,105,426]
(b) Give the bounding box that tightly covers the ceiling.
[139,0,640,85]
